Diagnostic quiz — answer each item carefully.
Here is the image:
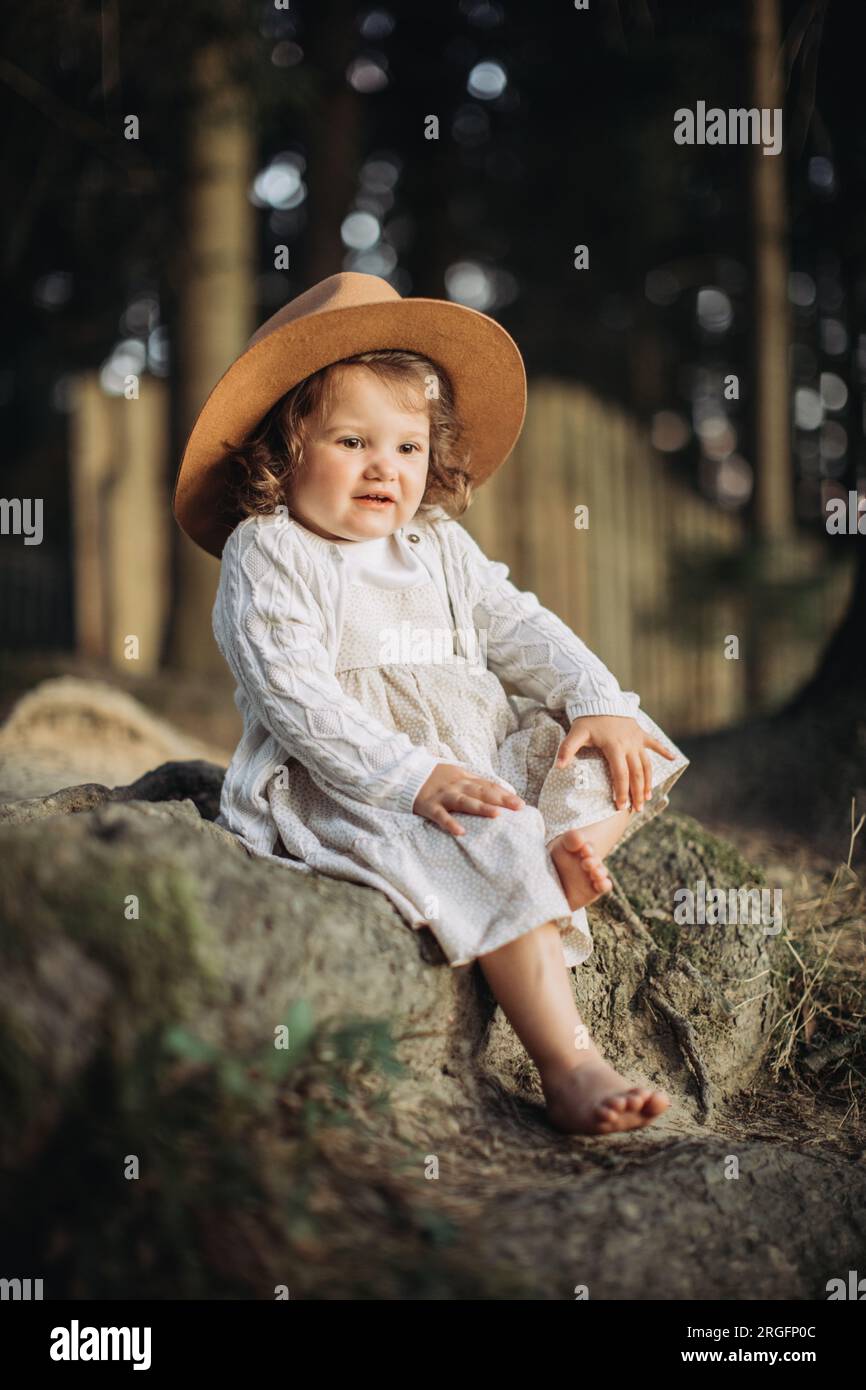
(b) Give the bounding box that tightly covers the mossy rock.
[0,767,843,1301]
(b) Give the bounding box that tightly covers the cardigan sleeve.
[213,521,441,816]
[450,521,641,723]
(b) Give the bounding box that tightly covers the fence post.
[68,370,170,674]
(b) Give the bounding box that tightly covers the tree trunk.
[748,0,794,709]
[780,532,866,715]
[168,42,256,675]
[302,0,363,284]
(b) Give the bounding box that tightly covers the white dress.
[268,530,690,969]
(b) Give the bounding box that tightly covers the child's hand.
[413,762,525,837]
[554,716,677,814]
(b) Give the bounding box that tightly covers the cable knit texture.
[453,523,643,725]
[224,517,438,816]
[211,507,689,966]
[213,509,642,839]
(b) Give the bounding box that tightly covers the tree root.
[607,869,715,1121]
[641,982,715,1122]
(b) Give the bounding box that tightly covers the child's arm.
[213,520,441,815]
[451,521,641,722]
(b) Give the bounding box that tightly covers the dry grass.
[763,799,866,1123]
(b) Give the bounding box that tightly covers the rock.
[0,774,782,1172]
[0,760,225,827]
[0,686,863,1299]
[0,675,231,802]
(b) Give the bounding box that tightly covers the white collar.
[286,509,441,562]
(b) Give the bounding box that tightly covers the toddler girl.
[173,273,690,1137]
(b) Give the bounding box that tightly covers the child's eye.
[338,438,422,455]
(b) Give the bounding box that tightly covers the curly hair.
[219,348,475,526]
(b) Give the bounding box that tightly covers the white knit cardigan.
[211,506,641,861]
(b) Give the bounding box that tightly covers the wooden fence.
[462,379,854,735]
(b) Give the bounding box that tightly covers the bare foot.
[542,1054,671,1135]
[548,828,613,910]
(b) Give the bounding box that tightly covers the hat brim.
[171,297,526,558]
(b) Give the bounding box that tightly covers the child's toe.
[596,1105,620,1125]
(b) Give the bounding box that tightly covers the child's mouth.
[354,495,395,507]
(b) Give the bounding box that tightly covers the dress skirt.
[268,574,690,969]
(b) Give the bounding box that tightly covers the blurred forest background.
[6,1,866,1307]
[1,0,864,857]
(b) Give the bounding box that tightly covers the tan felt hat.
[171,271,527,558]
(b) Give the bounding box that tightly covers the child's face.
[286,365,431,542]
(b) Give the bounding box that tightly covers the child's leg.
[548,805,634,911]
[477,918,670,1135]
